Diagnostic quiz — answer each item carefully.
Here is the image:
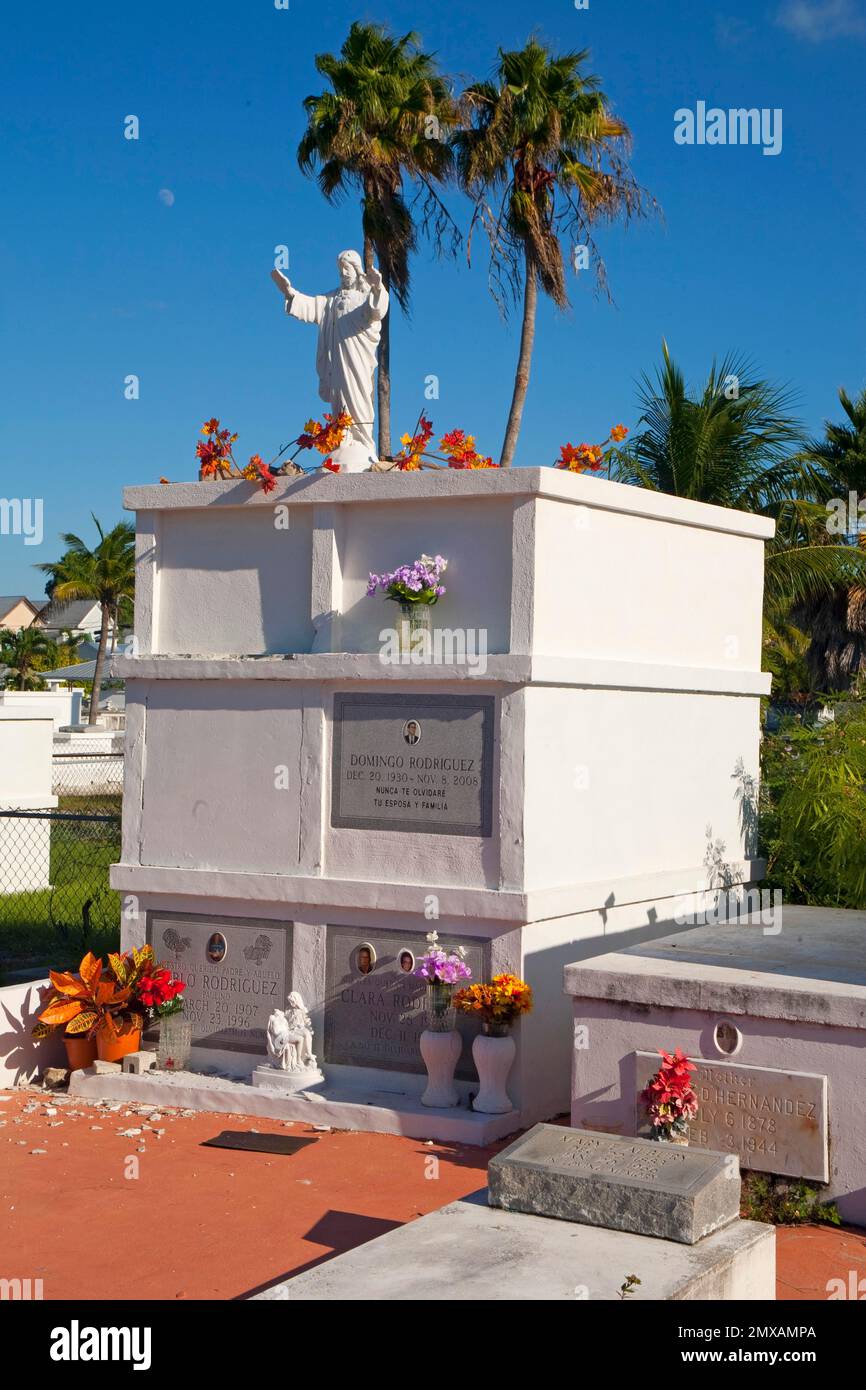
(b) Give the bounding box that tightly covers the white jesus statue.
[271,251,389,472]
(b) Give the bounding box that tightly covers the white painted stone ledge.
[110,652,771,696]
[124,469,776,541]
[564,955,866,1030]
[109,859,765,925]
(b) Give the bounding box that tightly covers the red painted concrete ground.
[2,1088,864,1301]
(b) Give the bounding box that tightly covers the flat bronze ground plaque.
[200,1131,317,1156]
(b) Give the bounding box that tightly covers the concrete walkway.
[0,1089,862,1301]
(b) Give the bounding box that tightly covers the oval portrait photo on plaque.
[354,942,377,976]
[206,932,228,964]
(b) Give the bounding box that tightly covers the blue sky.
[2,0,865,596]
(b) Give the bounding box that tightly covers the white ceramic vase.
[419,1028,462,1107]
[472,1031,516,1114]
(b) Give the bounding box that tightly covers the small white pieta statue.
[266,991,319,1073]
[271,250,389,473]
[252,991,324,1094]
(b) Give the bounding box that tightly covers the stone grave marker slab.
[148,913,291,1055]
[323,924,488,1077]
[634,1053,829,1182]
[487,1123,740,1244]
[331,692,495,836]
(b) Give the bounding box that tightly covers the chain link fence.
[0,753,122,969]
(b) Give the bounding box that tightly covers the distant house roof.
[39,659,98,681]
[39,599,105,631]
[0,595,44,624]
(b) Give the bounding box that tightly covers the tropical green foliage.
[0,626,58,689]
[741,1172,840,1227]
[298,21,458,457]
[792,384,866,689]
[38,517,134,725]
[806,383,866,493]
[612,342,807,506]
[761,709,866,908]
[454,39,648,466]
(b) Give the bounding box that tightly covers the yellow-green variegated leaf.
[31,1021,54,1039]
[132,945,154,973]
[108,952,127,985]
[65,1010,97,1036]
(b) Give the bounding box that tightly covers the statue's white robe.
[287,282,389,447]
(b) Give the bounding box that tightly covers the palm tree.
[454,39,649,467]
[612,343,809,507]
[612,347,866,671]
[298,21,458,458]
[38,517,135,724]
[791,385,866,689]
[0,626,57,690]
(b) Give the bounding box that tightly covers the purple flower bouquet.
[366,553,447,607]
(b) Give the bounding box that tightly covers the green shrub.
[741,1172,841,1227]
[761,705,866,907]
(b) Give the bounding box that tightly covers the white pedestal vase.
[419,1028,462,1108]
[472,1030,516,1114]
[419,982,461,1108]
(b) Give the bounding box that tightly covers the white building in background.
[37,598,114,644]
[0,687,83,730]
[0,709,57,893]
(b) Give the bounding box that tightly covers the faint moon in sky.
[158,188,175,207]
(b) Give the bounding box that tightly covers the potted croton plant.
[641,1046,699,1145]
[33,948,153,1069]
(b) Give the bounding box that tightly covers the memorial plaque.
[147,913,291,1055]
[323,924,488,1077]
[634,1053,829,1182]
[331,692,495,836]
[488,1124,740,1244]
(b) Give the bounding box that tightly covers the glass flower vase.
[425,981,455,1032]
[157,1013,192,1071]
[397,601,432,656]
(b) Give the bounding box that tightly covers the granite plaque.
[634,1053,829,1182]
[147,913,291,1055]
[331,692,495,836]
[488,1123,740,1244]
[323,924,488,1077]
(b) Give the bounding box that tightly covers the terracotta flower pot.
[96,1020,143,1063]
[64,1035,98,1072]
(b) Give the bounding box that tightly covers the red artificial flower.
[250,455,276,494]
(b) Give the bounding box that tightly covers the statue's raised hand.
[271,268,292,298]
[366,265,383,291]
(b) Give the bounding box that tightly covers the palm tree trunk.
[363,226,391,460]
[377,269,392,460]
[88,604,110,726]
[499,253,538,469]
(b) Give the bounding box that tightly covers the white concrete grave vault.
[107,468,773,1136]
